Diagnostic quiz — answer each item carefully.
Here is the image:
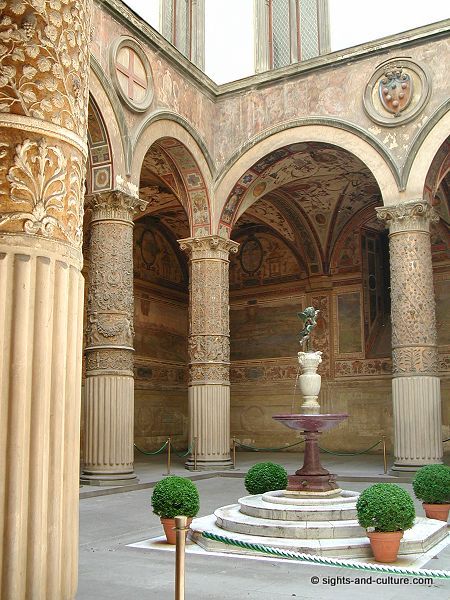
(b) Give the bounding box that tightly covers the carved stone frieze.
[376,201,439,234]
[377,201,438,377]
[0,0,91,139]
[180,236,238,385]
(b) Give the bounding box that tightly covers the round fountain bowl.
[272,413,348,432]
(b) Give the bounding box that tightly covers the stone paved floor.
[78,454,450,599]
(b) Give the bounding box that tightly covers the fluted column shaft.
[377,201,442,471]
[81,191,146,485]
[179,236,239,470]
[0,1,91,597]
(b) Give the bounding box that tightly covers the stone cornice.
[178,236,239,260]
[98,0,450,98]
[86,190,148,223]
[376,201,439,233]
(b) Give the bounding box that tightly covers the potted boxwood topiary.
[245,462,288,495]
[151,476,200,544]
[356,483,415,563]
[412,464,450,522]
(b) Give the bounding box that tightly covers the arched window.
[255,0,330,72]
[160,0,205,69]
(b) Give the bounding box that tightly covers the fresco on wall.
[435,279,450,346]
[230,299,302,361]
[230,232,302,289]
[336,292,363,355]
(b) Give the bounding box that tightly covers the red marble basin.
[272,413,348,432]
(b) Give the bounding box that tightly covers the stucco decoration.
[109,36,154,112]
[377,201,439,375]
[363,59,431,127]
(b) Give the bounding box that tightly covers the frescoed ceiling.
[227,142,383,272]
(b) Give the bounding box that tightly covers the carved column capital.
[85,190,148,224]
[178,235,239,261]
[376,201,439,234]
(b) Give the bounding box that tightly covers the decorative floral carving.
[86,348,133,373]
[378,201,439,377]
[189,335,230,363]
[180,236,238,385]
[0,137,84,244]
[0,0,91,138]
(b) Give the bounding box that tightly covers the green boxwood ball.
[245,462,288,495]
[412,464,450,504]
[356,483,415,532]
[151,476,200,518]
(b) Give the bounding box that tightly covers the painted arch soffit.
[139,138,211,237]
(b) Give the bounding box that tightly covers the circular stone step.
[261,490,359,506]
[215,504,366,539]
[238,494,357,521]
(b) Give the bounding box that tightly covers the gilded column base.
[186,384,232,470]
[81,373,138,485]
[391,376,443,472]
[0,239,83,600]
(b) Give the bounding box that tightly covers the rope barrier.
[134,441,168,455]
[234,439,305,452]
[200,531,450,579]
[443,438,450,443]
[170,443,193,458]
[318,439,382,456]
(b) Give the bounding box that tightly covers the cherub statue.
[297,306,320,350]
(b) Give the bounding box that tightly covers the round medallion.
[140,229,158,268]
[363,59,430,127]
[110,37,154,112]
[240,237,264,275]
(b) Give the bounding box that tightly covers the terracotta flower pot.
[160,517,193,544]
[367,530,403,563]
[423,503,450,522]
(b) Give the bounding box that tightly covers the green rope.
[234,439,305,452]
[201,531,450,579]
[170,442,193,458]
[134,441,168,455]
[318,439,382,456]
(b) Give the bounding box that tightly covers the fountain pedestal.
[273,414,348,495]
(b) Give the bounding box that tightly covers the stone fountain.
[190,307,447,559]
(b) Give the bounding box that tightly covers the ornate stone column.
[0,1,91,598]
[179,236,239,470]
[81,190,146,485]
[377,201,442,471]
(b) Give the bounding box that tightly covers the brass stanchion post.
[193,436,198,471]
[232,436,236,469]
[167,436,171,475]
[174,515,187,600]
[382,435,387,474]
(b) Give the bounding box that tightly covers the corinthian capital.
[85,190,148,223]
[376,201,439,234]
[178,235,239,260]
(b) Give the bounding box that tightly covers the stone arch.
[89,57,129,178]
[132,117,213,236]
[214,122,399,236]
[404,103,450,201]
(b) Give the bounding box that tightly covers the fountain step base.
[239,493,358,521]
[190,514,448,559]
[214,504,366,539]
